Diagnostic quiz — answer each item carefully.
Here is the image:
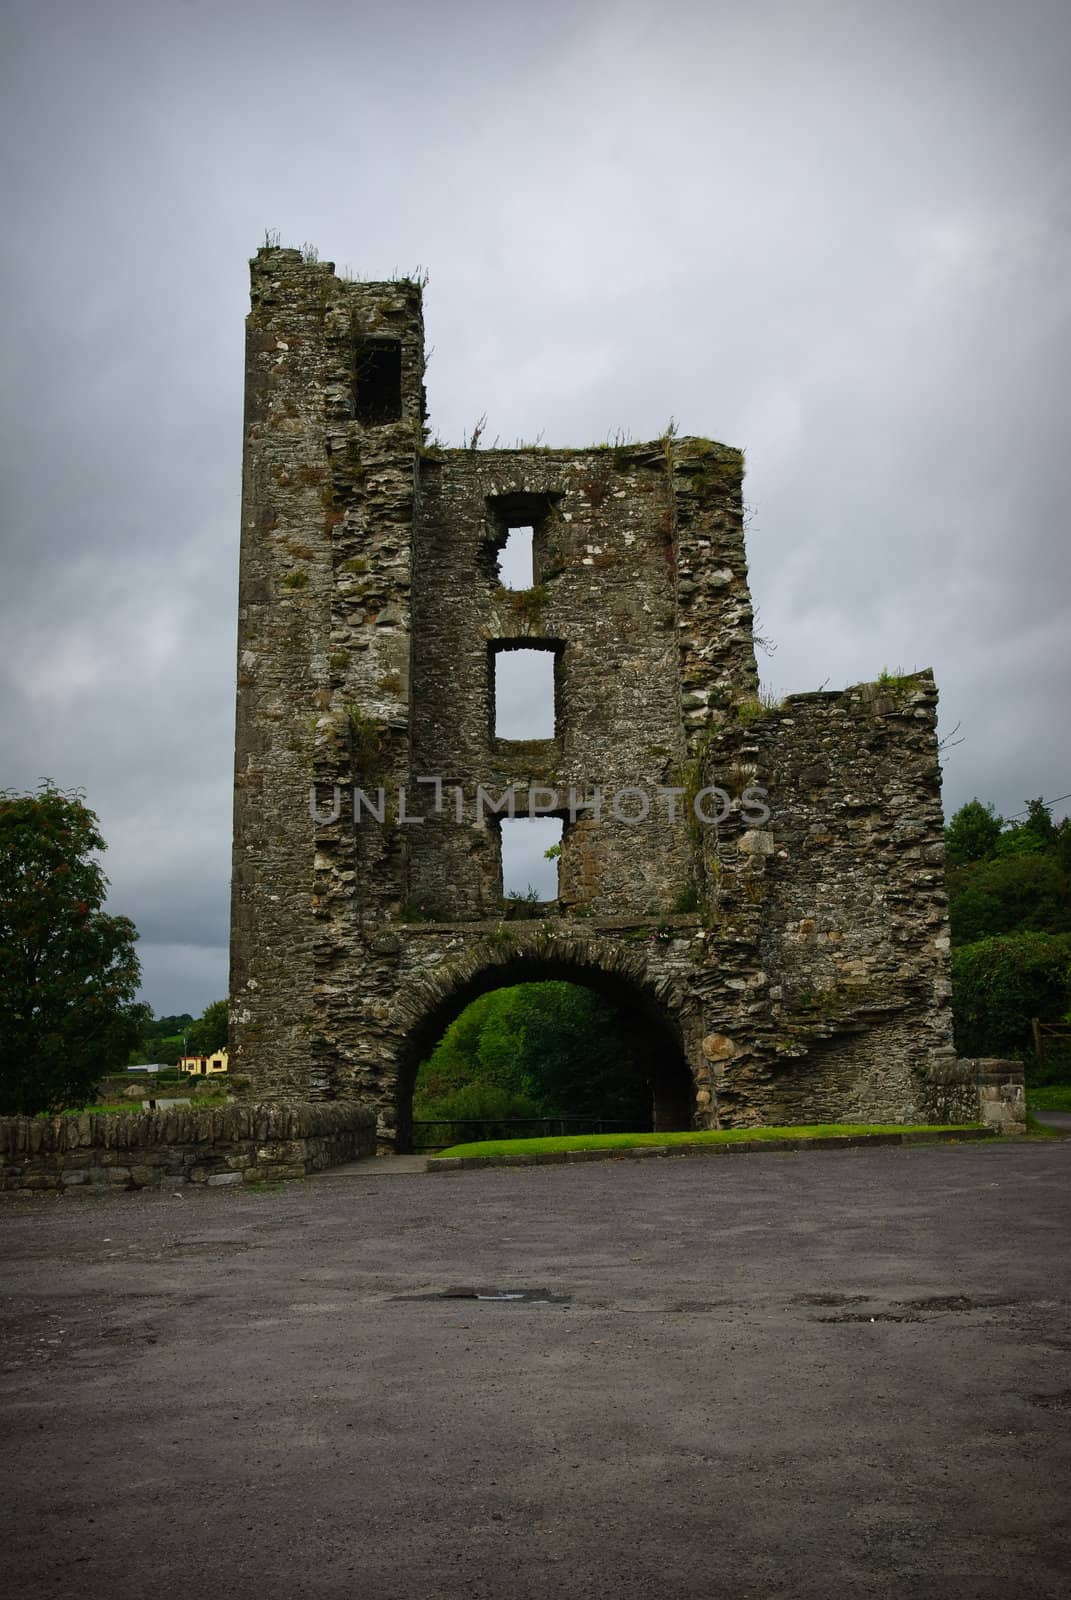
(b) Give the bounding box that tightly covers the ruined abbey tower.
[230,244,983,1148]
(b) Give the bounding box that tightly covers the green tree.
[187,998,228,1054]
[994,797,1058,859]
[950,931,1071,1056]
[0,784,146,1116]
[413,981,653,1130]
[948,853,1071,944]
[143,1011,194,1042]
[944,799,1003,866]
[152,1035,186,1067]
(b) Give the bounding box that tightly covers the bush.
[951,931,1071,1056]
[949,853,1071,944]
[412,1081,543,1150]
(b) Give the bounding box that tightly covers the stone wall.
[228,243,1006,1147]
[685,671,957,1125]
[972,1058,1027,1132]
[231,248,424,1100]
[0,1104,375,1194]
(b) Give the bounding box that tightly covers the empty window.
[492,645,556,739]
[497,526,534,589]
[501,815,562,901]
[354,340,402,424]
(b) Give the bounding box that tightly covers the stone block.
[206,1171,243,1186]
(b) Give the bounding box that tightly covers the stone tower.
[231,244,969,1148]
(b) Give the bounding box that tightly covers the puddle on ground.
[1027,1389,1071,1411]
[392,1288,569,1305]
[792,1293,872,1308]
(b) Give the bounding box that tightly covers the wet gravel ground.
[2,1138,1069,1599]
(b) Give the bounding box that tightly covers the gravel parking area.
[2,1138,1069,1598]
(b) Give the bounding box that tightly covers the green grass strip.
[1028,1085,1071,1112]
[1024,1111,1065,1138]
[438,1123,980,1159]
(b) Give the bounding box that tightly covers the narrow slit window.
[497,526,534,589]
[501,816,562,902]
[354,340,402,425]
[493,646,555,739]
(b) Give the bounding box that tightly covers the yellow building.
[179,1049,229,1076]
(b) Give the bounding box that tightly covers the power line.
[1005,792,1071,820]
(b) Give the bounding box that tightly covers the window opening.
[492,645,555,739]
[501,816,562,902]
[354,340,402,425]
[497,526,534,589]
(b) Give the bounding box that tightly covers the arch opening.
[394,953,695,1154]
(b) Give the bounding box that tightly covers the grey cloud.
[2,0,1068,1012]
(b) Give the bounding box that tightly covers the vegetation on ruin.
[501,885,545,919]
[345,707,389,773]
[436,1124,982,1159]
[503,584,550,628]
[734,692,780,727]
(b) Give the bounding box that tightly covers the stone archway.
[388,936,697,1153]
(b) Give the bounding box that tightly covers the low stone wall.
[916,1053,1026,1132]
[970,1059,1027,1133]
[0,1103,376,1194]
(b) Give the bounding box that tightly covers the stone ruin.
[230,245,1023,1148]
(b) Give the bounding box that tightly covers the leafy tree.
[947,795,1070,958]
[153,1035,186,1067]
[948,853,1071,944]
[143,1012,193,1042]
[0,783,146,1116]
[187,998,228,1054]
[950,932,1071,1056]
[413,981,654,1129]
[944,799,1003,866]
[1021,797,1058,850]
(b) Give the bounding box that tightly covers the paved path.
[2,1139,1069,1598]
[1035,1109,1071,1130]
[314,1154,430,1177]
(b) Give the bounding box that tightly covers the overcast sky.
[2,0,1069,1016]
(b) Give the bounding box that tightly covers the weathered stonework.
[230,245,1022,1147]
[0,1104,376,1193]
